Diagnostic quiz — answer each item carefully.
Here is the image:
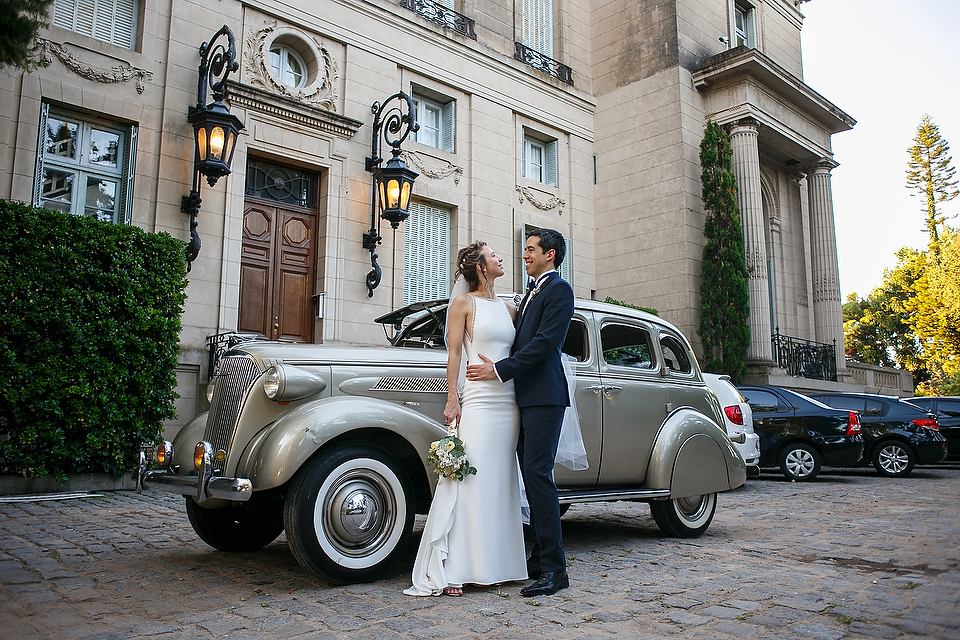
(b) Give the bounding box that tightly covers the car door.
[741,388,794,466]
[821,396,884,447]
[553,312,602,487]
[594,315,669,485]
[658,329,717,422]
[932,398,960,456]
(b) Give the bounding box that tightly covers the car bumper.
[915,440,948,465]
[136,450,253,504]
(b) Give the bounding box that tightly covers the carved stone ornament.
[36,38,152,94]
[516,185,566,212]
[401,150,463,185]
[245,22,338,112]
[745,245,766,278]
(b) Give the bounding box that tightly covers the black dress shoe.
[520,571,569,597]
[526,557,542,579]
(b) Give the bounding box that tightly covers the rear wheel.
[872,441,915,477]
[650,493,717,538]
[185,499,284,552]
[779,443,821,481]
[284,444,414,584]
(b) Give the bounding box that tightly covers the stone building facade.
[1,0,874,435]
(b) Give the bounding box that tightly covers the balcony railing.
[400,0,477,40]
[771,329,837,382]
[514,42,574,85]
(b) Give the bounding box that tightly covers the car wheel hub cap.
[880,447,908,473]
[325,476,390,551]
[787,451,814,476]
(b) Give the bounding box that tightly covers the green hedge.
[0,200,187,480]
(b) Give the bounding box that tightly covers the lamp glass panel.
[224,131,235,166]
[378,180,386,213]
[400,182,411,210]
[197,127,207,161]
[386,179,400,209]
[210,126,225,161]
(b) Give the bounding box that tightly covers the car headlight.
[156,441,173,468]
[262,365,326,402]
[194,442,212,470]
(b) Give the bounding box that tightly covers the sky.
[799,0,960,299]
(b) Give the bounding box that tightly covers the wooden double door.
[238,198,317,342]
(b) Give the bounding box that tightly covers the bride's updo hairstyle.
[455,241,488,292]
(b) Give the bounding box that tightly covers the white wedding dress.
[404,295,527,595]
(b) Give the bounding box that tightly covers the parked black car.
[807,393,947,477]
[903,396,959,459]
[739,386,864,481]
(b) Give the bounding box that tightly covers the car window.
[659,333,692,374]
[938,399,960,418]
[742,389,781,413]
[864,399,885,417]
[823,396,864,412]
[600,323,654,369]
[563,318,589,362]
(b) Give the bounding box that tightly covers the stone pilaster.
[806,158,846,374]
[728,119,773,363]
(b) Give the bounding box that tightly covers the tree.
[906,114,958,253]
[697,120,750,383]
[0,0,52,71]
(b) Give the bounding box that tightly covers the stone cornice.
[225,80,363,139]
[692,47,855,134]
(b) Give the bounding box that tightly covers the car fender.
[647,407,746,498]
[235,396,446,491]
[169,411,209,469]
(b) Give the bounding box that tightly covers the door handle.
[603,385,622,397]
[772,418,786,424]
[584,384,604,396]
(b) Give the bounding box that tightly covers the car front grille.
[205,354,262,474]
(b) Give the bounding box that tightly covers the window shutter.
[119,124,137,224]
[113,0,137,49]
[404,202,450,305]
[53,0,75,30]
[441,101,455,153]
[33,103,50,208]
[75,0,96,37]
[522,0,553,57]
[545,139,558,187]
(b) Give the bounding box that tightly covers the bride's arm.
[443,295,470,428]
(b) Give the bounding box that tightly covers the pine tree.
[906,114,958,253]
[697,120,750,383]
[0,0,53,70]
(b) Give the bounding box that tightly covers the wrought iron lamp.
[181,24,244,271]
[363,92,419,297]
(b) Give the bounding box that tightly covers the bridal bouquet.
[427,432,477,481]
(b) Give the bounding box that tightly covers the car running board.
[557,488,672,504]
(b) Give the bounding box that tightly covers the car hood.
[233,341,448,368]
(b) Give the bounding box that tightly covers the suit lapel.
[516,272,556,334]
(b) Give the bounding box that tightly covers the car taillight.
[846,411,861,435]
[912,417,939,430]
[724,405,744,426]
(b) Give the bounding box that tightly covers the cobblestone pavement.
[1,464,959,640]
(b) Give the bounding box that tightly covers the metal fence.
[771,329,837,382]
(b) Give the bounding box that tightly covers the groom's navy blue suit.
[495,271,575,574]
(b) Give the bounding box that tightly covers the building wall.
[0,0,852,431]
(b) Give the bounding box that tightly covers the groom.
[466,228,574,596]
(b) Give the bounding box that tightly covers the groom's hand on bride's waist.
[465,354,498,381]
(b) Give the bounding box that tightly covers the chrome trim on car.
[557,488,672,504]
[138,441,253,503]
[371,377,447,393]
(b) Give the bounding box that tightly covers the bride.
[404,241,528,596]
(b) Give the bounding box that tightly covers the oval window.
[269,44,307,89]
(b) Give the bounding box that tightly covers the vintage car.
[138,298,746,584]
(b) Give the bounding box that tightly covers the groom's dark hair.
[527,228,565,268]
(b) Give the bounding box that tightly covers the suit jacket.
[495,272,574,408]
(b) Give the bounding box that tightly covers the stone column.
[806,158,845,374]
[728,119,773,363]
